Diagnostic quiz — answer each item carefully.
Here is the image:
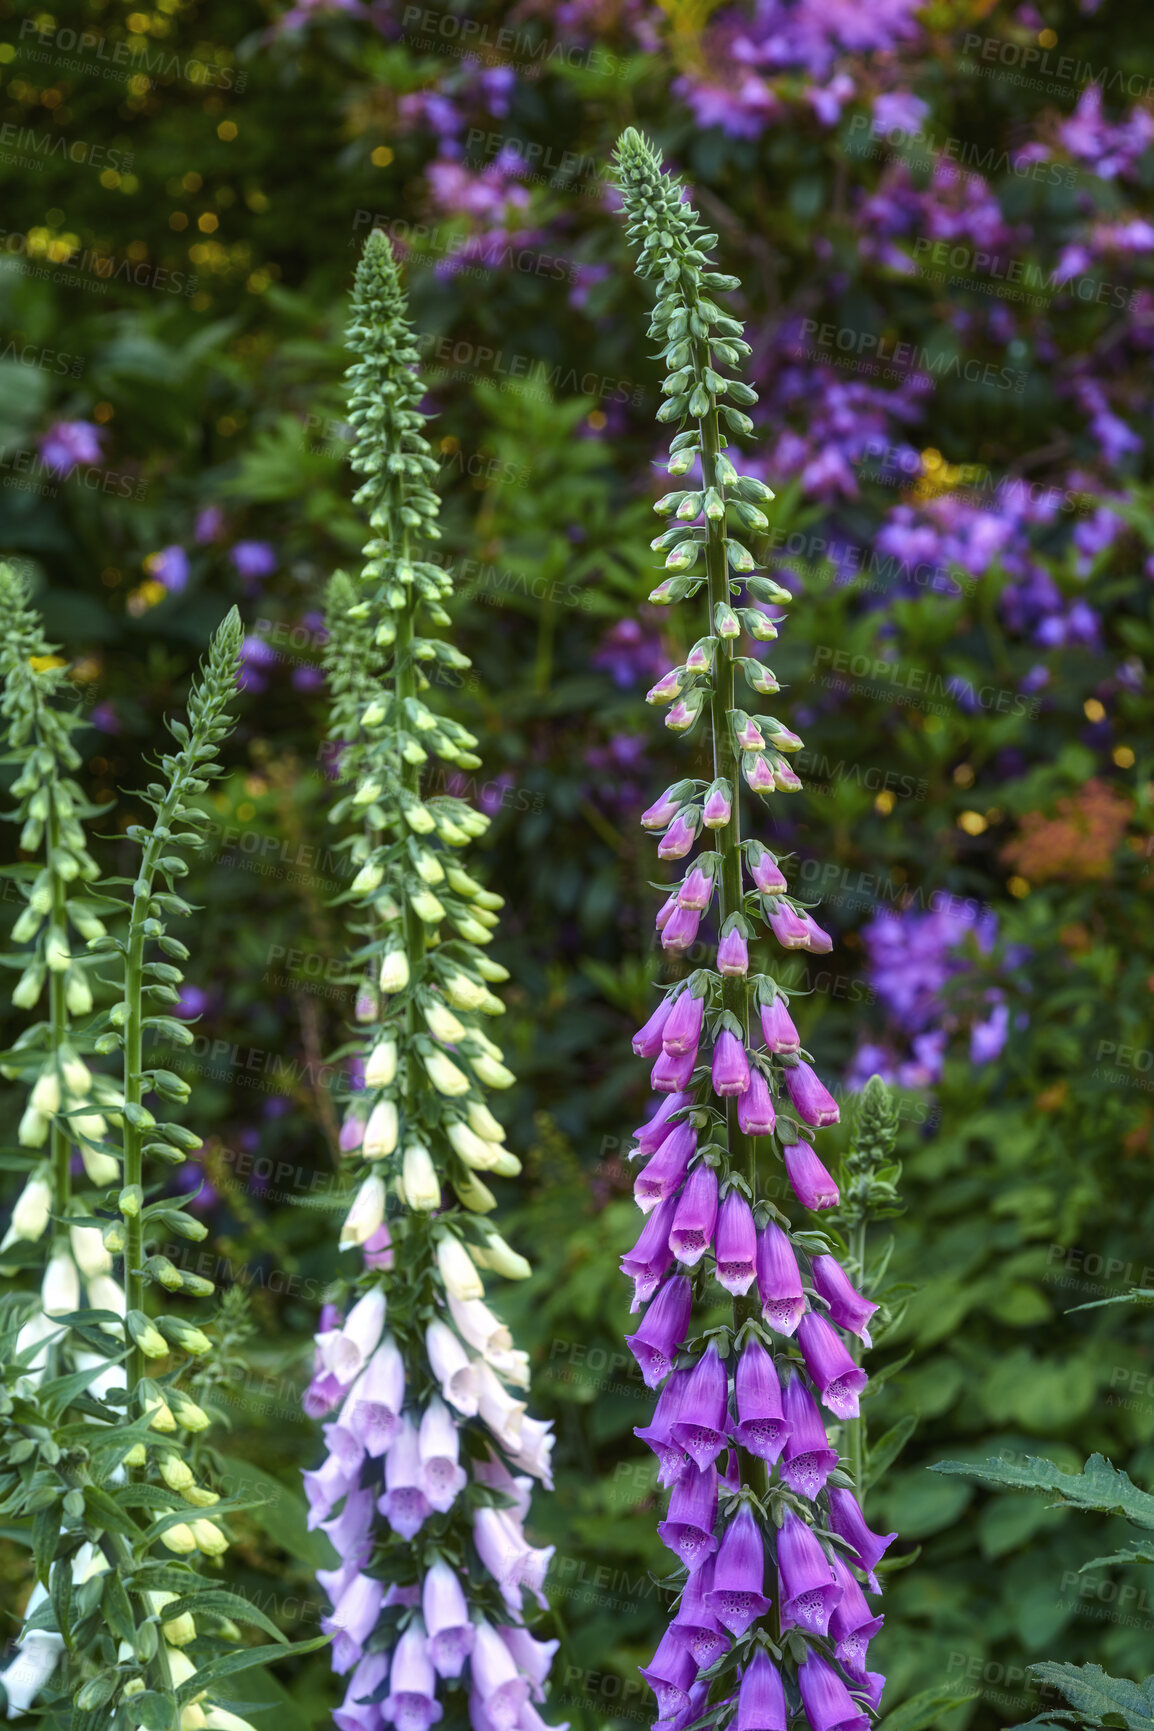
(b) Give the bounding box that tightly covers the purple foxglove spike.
[621,1192,678,1310]
[812,1255,878,1346]
[766,901,808,949]
[657,808,699,860]
[747,847,787,895]
[633,1091,693,1154]
[379,1415,432,1539]
[735,1650,787,1731]
[678,866,714,910]
[760,996,800,1054]
[717,926,749,976]
[663,991,705,1058]
[303,1451,354,1528]
[652,1042,697,1092]
[669,1163,719,1268]
[322,1571,385,1675]
[647,668,684,704]
[657,1461,720,1572]
[755,1222,806,1336]
[784,1060,841,1127]
[625,1274,693,1388]
[424,1560,474,1679]
[639,1627,698,1722]
[386,1624,442,1725]
[634,1365,692,1486]
[826,1488,897,1590]
[712,1030,750,1097]
[321,1482,376,1568]
[418,1396,467,1512]
[499,1625,558,1703]
[797,1653,870,1731]
[735,716,766,751]
[471,1622,531,1730]
[743,754,775,793]
[714,1191,757,1296]
[661,905,702,952]
[829,1551,885,1673]
[732,1337,788,1464]
[334,1650,388,1731]
[641,785,684,830]
[363,1223,394,1270]
[702,783,732,827]
[736,1067,775,1136]
[704,1505,772,1638]
[339,1112,365,1153]
[780,1375,839,1500]
[656,891,678,932]
[633,995,675,1058]
[797,910,833,953]
[782,1138,840,1209]
[634,1123,696,1214]
[673,1558,728,1670]
[777,1507,840,1637]
[669,1344,729,1469]
[798,1311,869,1420]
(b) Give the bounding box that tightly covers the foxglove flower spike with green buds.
[304,231,560,1731]
[613,129,900,1731]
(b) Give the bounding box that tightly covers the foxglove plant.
[0,567,309,1726]
[304,230,559,1731]
[613,131,898,1731]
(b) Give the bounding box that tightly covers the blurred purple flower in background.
[39,420,103,475]
[147,546,190,594]
[231,540,278,586]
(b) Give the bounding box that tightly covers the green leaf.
[866,1415,917,1490]
[1026,1663,1154,1731]
[32,1499,61,1585]
[1079,1544,1154,1571]
[102,1571,137,1645]
[1066,1287,1154,1313]
[165,1588,288,1643]
[218,1458,337,1571]
[875,1684,980,1731]
[932,1452,1154,1527]
[175,1632,330,1699]
[126,1689,180,1731]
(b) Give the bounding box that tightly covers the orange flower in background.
[1001,778,1132,884]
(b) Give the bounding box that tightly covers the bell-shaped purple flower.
[639,1627,698,1721]
[634,996,674,1058]
[732,1337,788,1464]
[663,990,705,1058]
[625,1275,692,1388]
[303,1451,354,1528]
[712,1030,750,1097]
[635,1122,696,1213]
[672,1558,727,1669]
[760,996,800,1054]
[798,1311,868,1420]
[717,925,749,977]
[678,866,715,910]
[635,1365,691,1486]
[784,1060,840,1127]
[657,808,700,860]
[812,1255,879,1346]
[621,1192,677,1310]
[633,1091,693,1155]
[702,779,732,826]
[669,1163,719,1267]
[418,1396,467,1512]
[714,1191,757,1296]
[736,1650,786,1731]
[781,1375,839,1500]
[755,1223,806,1336]
[499,1625,558,1703]
[737,1067,775,1136]
[669,1345,729,1469]
[766,901,809,948]
[335,1651,388,1731]
[778,1507,840,1636]
[829,1550,884,1672]
[320,1483,375,1573]
[379,1415,432,1539]
[652,1043,697,1092]
[642,785,684,830]
[656,891,677,933]
[797,910,833,953]
[747,846,787,894]
[826,1488,897,1591]
[424,1560,474,1679]
[657,1461,719,1572]
[663,905,702,952]
[343,1335,405,1459]
[797,1653,870,1731]
[470,1622,530,1730]
[704,1506,771,1637]
[323,1571,385,1675]
[783,1139,840,1210]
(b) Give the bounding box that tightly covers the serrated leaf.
[932,1452,1154,1527]
[1026,1663,1154,1731]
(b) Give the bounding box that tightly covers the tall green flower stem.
[0,588,317,1726]
[301,230,561,1731]
[614,130,899,1731]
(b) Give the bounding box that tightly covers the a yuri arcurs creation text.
[613,130,899,1731]
[301,232,560,1731]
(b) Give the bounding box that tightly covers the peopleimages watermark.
[462,129,610,197]
[16,21,247,91]
[399,5,625,78]
[1089,1038,1154,1094]
[959,32,1154,99]
[846,113,1078,187]
[353,211,578,284]
[1,447,148,503]
[911,238,1139,312]
[0,228,198,297]
[796,320,1026,394]
[0,123,132,175]
[765,525,966,598]
[811,646,1041,719]
[0,337,85,377]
